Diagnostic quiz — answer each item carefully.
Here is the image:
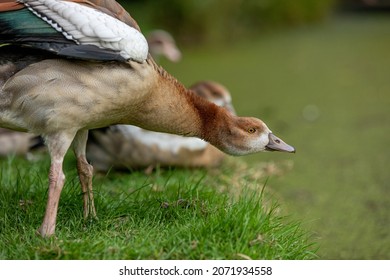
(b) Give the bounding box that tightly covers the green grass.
[0,155,315,259]
[163,13,390,259]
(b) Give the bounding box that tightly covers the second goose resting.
[0,0,295,237]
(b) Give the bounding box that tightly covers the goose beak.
[266,133,296,153]
[164,45,182,62]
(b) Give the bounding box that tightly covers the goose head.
[210,115,295,156]
[147,30,182,62]
[187,82,294,155]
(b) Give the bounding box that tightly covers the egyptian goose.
[0,0,295,237]
[0,28,180,157]
[87,81,235,171]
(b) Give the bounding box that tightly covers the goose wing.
[0,0,148,62]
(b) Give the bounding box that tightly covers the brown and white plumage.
[0,27,180,155]
[87,81,235,171]
[0,0,295,237]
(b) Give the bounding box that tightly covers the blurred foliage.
[118,0,337,44]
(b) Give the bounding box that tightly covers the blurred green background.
[117,0,390,259]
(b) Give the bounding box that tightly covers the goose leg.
[38,132,75,237]
[73,130,96,219]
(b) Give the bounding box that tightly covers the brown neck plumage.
[147,58,230,148]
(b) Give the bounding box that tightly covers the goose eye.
[248,128,257,134]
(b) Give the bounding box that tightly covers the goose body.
[87,81,234,171]
[0,0,295,237]
[0,28,180,156]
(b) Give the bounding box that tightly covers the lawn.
[162,13,390,259]
[0,154,315,259]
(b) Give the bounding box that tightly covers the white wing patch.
[116,125,208,154]
[20,0,148,62]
